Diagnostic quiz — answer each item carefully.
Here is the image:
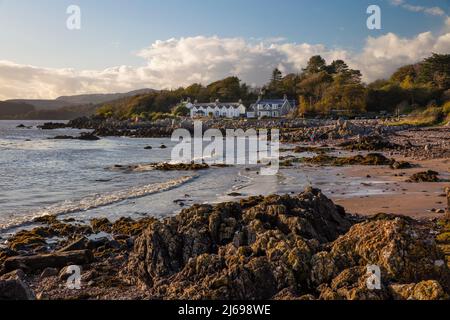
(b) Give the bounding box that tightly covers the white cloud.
[1,27,450,100]
[351,31,450,81]
[389,0,446,16]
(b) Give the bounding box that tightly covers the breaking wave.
[0,175,196,233]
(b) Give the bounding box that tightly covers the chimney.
[215,98,220,104]
[194,99,198,104]
[283,94,288,101]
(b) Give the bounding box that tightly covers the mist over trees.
[91,53,450,120]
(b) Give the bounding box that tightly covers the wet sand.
[333,157,449,219]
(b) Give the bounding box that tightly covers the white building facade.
[185,100,246,118]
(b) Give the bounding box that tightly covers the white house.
[185,99,246,118]
[247,96,296,118]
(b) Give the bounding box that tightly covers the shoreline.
[1,120,449,233]
[1,119,449,300]
[0,187,449,300]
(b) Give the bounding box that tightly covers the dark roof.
[257,99,286,105]
[250,99,296,108]
[192,102,242,108]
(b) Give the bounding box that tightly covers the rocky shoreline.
[38,117,450,160]
[4,117,449,300]
[1,188,449,300]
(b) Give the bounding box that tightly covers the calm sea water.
[0,120,251,234]
[0,120,385,237]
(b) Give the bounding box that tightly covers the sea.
[0,120,386,238]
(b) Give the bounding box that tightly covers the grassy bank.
[390,102,450,127]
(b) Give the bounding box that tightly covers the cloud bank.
[389,0,446,16]
[1,26,450,100]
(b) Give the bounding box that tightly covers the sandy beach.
[334,157,449,218]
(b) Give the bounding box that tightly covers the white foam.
[0,175,196,232]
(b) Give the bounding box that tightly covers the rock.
[40,267,58,279]
[52,132,100,141]
[53,135,75,140]
[160,144,167,149]
[0,248,18,269]
[339,135,401,151]
[0,270,35,300]
[407,170,440,183]
[6,228,48,251]
[389,281,445,300]
[4,250,94,273]
[125,188,353,298]
[321,217,449,285]
[390,161,412,170]
[37,122,67,130]
[59,237,90,252]
[77,132,100,141]
[144,146,153,150]
[152,162,209,171]
[303,153,394,166]
[318,266,388,300]
[90,218,112,233]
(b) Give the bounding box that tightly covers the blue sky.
[0,0,449,99]
[0,0,448,69]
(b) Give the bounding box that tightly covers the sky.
[0,0,449,100]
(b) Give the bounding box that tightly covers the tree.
[417,53,450,89]
[391,65,418,84]
[297,71,332,106]
[206,76,243,101]
[173,104,190,117]
[271,68,283,83]
[303,55,327,75]
[328,60,348,74]
[297,95,310,117]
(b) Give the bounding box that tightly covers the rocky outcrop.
[389,281,446,300]
[302,153,396,166]
[153,162,209,171]
[124,189,449,300]
[407,170,440,183]
[37,122,67,130]
[1,188,449,300]
[314,216,449,299]
[339,135,401,151]
[52,132,100,141]
[0,270,36,300]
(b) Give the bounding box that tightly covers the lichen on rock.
[124,188,450,300]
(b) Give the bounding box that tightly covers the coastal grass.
[389,104,450,127]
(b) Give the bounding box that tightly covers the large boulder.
[125,188,353,298]
[312,216,450,300]
[324,217,448,284]
[318,266,389,300]
[389,281,446,300]
[124,189,450,300]
[0,270,35,300]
